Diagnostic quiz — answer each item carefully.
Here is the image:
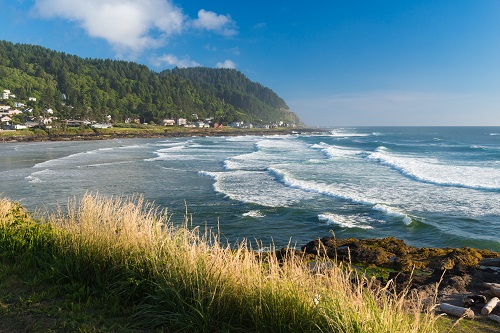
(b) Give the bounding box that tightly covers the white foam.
[224,136,260,142]
[269,167,371,204]
[318,213,373,229]
[198,170,313,207]
[329,129,370,138]
[270,167,416,225]
[367,148,500,191]
[372,204,413,225]
[33,151,98,168]
[255,138,305,150]
[25,169,54,183]
[310,142,362,158]
[242,210,266,218]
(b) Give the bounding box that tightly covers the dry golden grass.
[1,193,439,332]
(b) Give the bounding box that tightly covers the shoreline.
[0,127,328,143]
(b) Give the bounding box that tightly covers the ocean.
[0,127,499,251]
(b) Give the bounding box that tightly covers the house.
[14,102,25,108]
[1,116,12,123]
[28,97,37,102]
[91,123,112,129]
[195,121,210,128]
[0,105,10,111]
[65,119,89,127]
[44,108,54,115]
[229,121,243,128]
[2,90,10,100]
[162,119,175,126]
[177,118,187,126]
[39,118,53,125]
[9,110,23,115]
[25,121,39,128]
[11,124,27,130]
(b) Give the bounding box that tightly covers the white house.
[2,90,10,100]
[39,118,53,125]
[12,124,27,130]
[91,123,112,129]
[28,97,37,102]
[14,102,25,108]
[177,118,187,126]
[1,116,12,123]
[0,105,10,111]
[44,108,54,115]
[162,119,176,126]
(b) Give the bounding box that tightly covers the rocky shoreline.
[282,236,500,318]
[0,127,328,143]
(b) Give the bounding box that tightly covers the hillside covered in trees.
[0,40,302,126]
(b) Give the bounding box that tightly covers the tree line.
[0,40,301,125]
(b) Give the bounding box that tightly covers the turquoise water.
[0,127,499,251]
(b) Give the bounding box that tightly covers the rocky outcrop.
[298,236,500,316]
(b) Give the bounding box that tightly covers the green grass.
[0,194,440,332]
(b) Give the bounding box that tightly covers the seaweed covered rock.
[300,236,500,294]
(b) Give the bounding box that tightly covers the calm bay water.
[1,127,499,251]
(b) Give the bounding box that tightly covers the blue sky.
[1,0,500,126]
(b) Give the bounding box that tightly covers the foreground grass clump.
[0,195,438,332]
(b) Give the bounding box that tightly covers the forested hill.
[0,40,302,125]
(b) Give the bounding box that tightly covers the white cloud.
[33,0,184,57]
[216,60,236,69]
[191,9,238,37]
[153,54,200,68]
[32,1,238,58]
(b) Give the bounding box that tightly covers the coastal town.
[0,88,297,132]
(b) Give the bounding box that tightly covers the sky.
[1,0,500,126]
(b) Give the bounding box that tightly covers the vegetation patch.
[0,195,439,332]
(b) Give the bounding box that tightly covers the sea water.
[0,127,499,251]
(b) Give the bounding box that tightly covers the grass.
[0,194,440,332]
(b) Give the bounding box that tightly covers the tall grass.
[0,194,438,332]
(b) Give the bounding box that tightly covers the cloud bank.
[33,0,238,58]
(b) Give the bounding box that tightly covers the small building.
[28,97,37,102]
[1,116,12,123]
[229,121,243,128]
[39,118,53,125]
[44,108,54,115]
[12,124,27,130]
[65,119,87,127]
[25,121,39,128]
[14,102,25,108]
[91,123,112,129]
[0,105,10,111]
[195,121,210,128]
[177,118,187,126]
[2,90,10,100]
[162,119,175,126]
